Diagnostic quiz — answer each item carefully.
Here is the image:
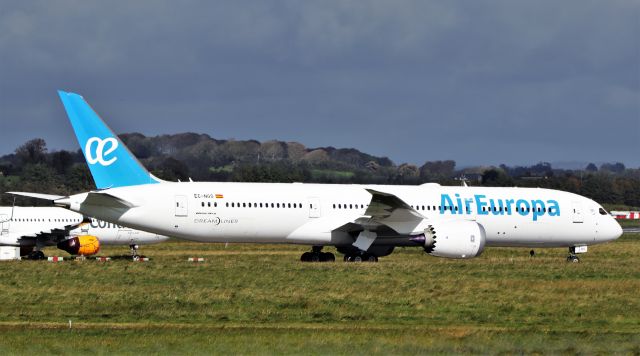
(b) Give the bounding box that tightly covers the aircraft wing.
[359,189,427,234]
[303,189,430,251]
[1,220,88,247]
[20,226,73,239]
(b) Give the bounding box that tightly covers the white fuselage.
[65,182,622,249]
[0,206,168,247]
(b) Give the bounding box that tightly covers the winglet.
[57,90,160,189]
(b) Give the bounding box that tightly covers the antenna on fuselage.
[455,175,469,187]
[10,196,16,221]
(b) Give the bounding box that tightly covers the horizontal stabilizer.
[6,192,66,201]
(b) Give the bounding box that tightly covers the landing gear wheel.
[566,247,581,263]
[28,251,46,260]
[567,255,580,263]
[301,252,312,262]
[301,247,335,263]
[343,252,378,263]
[322,252,335,262]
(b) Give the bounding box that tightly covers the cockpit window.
[599,207,608,215]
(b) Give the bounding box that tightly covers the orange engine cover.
[57,235,101,256]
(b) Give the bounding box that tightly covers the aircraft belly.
[482,216,597,247]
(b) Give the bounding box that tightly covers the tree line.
[1,135,638,208]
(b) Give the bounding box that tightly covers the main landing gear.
[300,246,335,262]
[27,250,46,260]
[343,252,378,263]
[336,245,391,263]
[300,246,389,263]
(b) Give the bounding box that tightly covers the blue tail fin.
[57,90,160,189]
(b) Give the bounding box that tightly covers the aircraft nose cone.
[606,220,623,242]
[613,222,623,239]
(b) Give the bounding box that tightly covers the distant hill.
[117,132,398,183]
[1,134,638,207]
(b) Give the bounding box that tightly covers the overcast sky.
[1,0,638,168]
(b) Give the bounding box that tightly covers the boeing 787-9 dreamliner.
[8,91,623,262]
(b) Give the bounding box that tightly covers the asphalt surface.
[623,227,640,234]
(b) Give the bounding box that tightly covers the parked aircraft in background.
[0,206,168,259]
[8,91,623,262]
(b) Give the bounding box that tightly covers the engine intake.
[57,235,101,256]
[412,220,486,259]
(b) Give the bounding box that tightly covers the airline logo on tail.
[85,137,118,166]
[57,90,160,189]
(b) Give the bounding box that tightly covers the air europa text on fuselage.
[440,194,561,221]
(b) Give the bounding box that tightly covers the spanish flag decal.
[215,194,224,199]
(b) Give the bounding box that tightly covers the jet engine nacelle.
[57,235,101,256]
[415,220,486,259]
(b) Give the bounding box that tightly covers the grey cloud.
[0,0,638,167]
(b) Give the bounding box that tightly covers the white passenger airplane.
[0,206,169,259]
[8,91,623,262]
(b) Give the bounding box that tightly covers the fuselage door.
[572,201,583,223]
[175,195,188,217]
[308,198,321,218]
[0,214,9,235]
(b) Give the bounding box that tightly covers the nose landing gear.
[566,246,587,263]
[567,254,580,263]
[130,244,147,261]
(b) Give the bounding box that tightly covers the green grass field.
[0,233,638,354]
